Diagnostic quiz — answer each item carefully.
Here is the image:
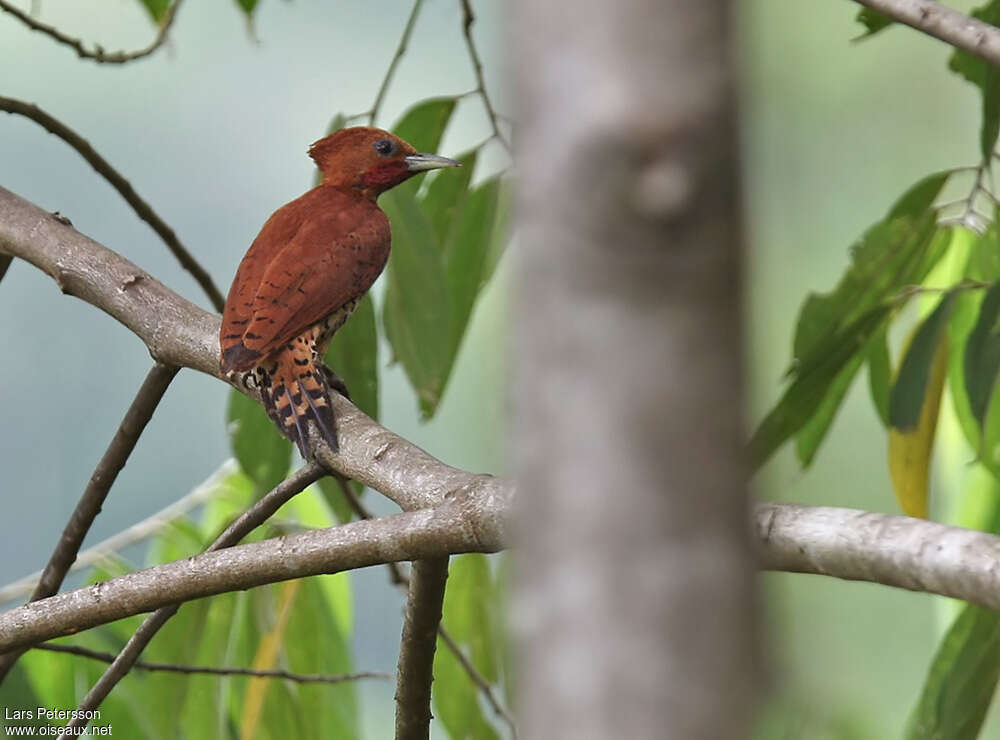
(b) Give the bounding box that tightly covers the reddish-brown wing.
[220,187,390,373]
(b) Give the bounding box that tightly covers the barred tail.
[258,343,338,457]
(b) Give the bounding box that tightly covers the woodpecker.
[220,127,459,455]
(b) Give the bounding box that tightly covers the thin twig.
[0,96,225,311]
[0,362,178,684]
[460,0,511,152]
[851,0,1000,68]
[334,476,516,738]
[58,463,325,738]
[34,642,391,684]
[395,557,450,740]
[345,0,425,125]
[933,161,997,234]
[0,460,239,606]
[0,0,183,64]
[437,628,518,739]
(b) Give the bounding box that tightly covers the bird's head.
[309,126,460,196]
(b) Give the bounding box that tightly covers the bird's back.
[220,186,390,374]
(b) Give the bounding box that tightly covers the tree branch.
[0,97,225,311]
[852,0,1000,68]
[3,492,1000,700]
[57,463,326,737]
[0,186,507,514]
[0,488,509,654]
[0,0,184,65]
[395,557,449,740]
[34,642,391,684]
[0,362,178,682]
[336,477,517,737]
[755,502,1000,601]
[459,0,511,152]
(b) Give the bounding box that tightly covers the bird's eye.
[373,138,397,157]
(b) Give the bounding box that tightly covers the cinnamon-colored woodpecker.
[220,127,460,455]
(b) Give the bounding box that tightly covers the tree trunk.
[512,1,756,737]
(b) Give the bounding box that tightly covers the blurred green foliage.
[750,2,1000,737]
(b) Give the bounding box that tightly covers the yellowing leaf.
[889,333,949,518]
[240,579,302,740]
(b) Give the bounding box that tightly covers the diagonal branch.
[0,0,184,65]
[851,0,1000,68]
[395,557,450,740]
[34,642,391,684]
[0,97,226,311]
[0,362,178,683]
[58,463,326,737]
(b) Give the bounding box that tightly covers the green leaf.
[982,381,1000,473]
[949,288,987,452]
[891,293,957,430]
[443,176,502,361]
[176,591,247,739]
[389,98,457,197]
[483,178,512,281]
[888,172,951,220]
[964,281,1000,427]
[854,8,893,39]
[1,663,48,731]
[795,354,864,465]
[227,388,292,494]
[423,149,478,246]
[434,555,502,740]
[132,598,214,736]
[282,577,359,738]
[235,0,259,16]
[751,305,893,469]
[752,190,951,470]
[381,189,452,417]
[967,222,1000,281]
[868,324,892,425]
[324,292,379,420]
[138,0,172,24]
[792,214,941,370]
[905,604,1000,740]
[948,2,1000,159]
[783,190,948,462]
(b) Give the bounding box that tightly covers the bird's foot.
[320,366,352,401]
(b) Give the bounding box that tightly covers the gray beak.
[405,153,462,172]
